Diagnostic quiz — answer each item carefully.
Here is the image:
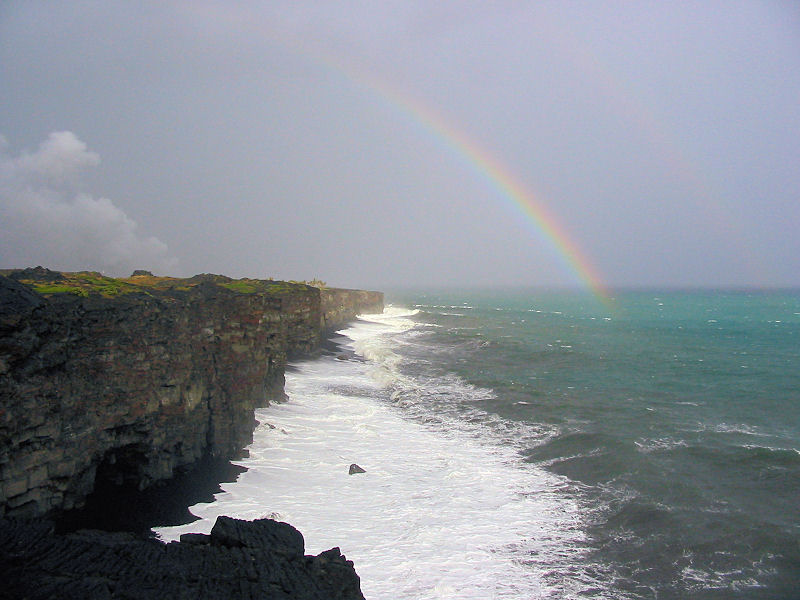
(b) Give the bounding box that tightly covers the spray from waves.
[155,307,617,599]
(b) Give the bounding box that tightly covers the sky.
[1,1,799,290]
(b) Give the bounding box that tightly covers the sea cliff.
[0,267,381,599]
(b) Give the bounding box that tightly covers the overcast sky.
[1,2,799,290]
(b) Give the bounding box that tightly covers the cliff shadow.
[320,331,364,361]
[55,454,246,536]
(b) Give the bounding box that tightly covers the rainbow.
[370,85,612,302]
[183,5,614,302]
[259,33,613,303]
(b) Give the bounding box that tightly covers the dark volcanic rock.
[0,271,383,520]
[210,515,304,555]
[0,275,44,325]
[0,516,365,600]
[348,464,366,475]
[7,265,62,283]
[0,278,295,518]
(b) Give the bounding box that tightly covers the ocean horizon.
[156,287,800,599]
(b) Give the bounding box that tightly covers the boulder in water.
[348,464,366,475]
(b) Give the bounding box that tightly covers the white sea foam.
[712,422,764,436]
[155,308,605,599]
[634,437,689,453]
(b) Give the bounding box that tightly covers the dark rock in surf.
[348,464,366,475]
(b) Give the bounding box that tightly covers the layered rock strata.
[0,268,383,519]
[320,288,385,333]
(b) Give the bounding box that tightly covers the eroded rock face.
[0,515,365,600]
[0,272,383,519]
[320,288,384,333]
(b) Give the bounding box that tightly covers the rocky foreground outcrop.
[0,515,363,600]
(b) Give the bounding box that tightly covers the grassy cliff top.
[0,267,317,299]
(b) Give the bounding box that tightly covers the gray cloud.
[7,131,100,184]
[0,132,177,276]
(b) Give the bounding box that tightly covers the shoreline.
[55,331,354,537]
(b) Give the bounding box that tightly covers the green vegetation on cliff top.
[217,280,261,294]
[22,272,140,297]
[2,268,323,299]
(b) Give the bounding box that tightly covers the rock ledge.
[0,515,364,599]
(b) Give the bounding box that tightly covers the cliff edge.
[0,268,382,519]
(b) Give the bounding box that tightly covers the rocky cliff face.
[320,288,385,333]
[0,269,383,520]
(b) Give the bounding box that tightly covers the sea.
[155,288,800,599]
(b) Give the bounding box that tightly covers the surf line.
[306,53,612,304]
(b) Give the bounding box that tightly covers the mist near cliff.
[1,3,799,289]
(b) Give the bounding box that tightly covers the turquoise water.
[387,288,800,598]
